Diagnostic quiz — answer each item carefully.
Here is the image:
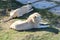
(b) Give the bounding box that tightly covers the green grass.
[0,29,60,40]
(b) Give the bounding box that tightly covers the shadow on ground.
[16,27,59,34]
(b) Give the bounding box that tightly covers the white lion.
[10,12,41,30]
[2,4,33,22]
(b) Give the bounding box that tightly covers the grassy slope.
[0,26,60,40]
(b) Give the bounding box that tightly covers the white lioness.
[10,12,41,30]
[2,4,33,22]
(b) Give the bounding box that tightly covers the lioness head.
[27,12,41,23]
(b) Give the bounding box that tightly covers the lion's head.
[27,12,41,24]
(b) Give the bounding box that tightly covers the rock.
[16,0,39,4]
[32,1,57,9]
[49,6,60,16]
[51,0,60,2]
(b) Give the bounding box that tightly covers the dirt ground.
[0,16,18,30]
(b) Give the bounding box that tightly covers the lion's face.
[34,15,41,23]
[31,13,41,23]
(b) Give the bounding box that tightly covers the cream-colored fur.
[10,12,41,30]
[10,4,33,17]
[3,4,33,22]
